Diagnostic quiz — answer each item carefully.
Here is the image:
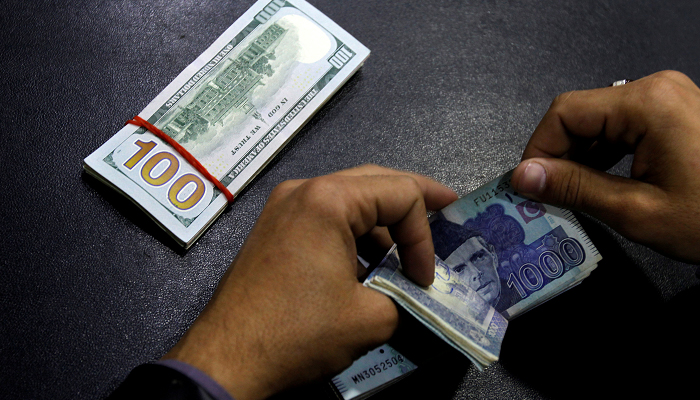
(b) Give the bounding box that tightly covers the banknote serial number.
[473,181,511,207]
[350,354,405,385]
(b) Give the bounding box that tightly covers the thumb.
[511,158,661,238]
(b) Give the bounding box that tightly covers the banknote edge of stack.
[367,277,496,371]
[364,250,506,371]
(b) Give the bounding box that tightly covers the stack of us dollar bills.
[364,171,602,371]
[83,0,369,248]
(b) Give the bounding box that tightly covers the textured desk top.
[2,1,700,398]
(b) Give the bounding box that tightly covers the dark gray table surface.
[3,1,700,399]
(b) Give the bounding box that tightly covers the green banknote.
[84,0,369,247]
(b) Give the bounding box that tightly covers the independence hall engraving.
[164,23,287,143]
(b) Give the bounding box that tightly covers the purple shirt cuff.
[156,359,236,400]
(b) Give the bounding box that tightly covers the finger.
[655,69,698,89]
[333,164,458,210]
[266,178,306,203]
[577,138,631,171]
[364,226,394,249]
[522,84,643,161]
[522,71,697,164]
[348,284,400,349]
[511,157,664,240]
[341,174,440,286]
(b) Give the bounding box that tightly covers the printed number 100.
[124,140,206,211]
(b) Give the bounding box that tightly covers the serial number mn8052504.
[350,354,406,384]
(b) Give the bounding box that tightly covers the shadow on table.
[81,171,189,255]
[499,215,700,399]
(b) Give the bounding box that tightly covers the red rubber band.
[126,116,234,203]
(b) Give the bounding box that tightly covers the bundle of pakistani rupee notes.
[82,0,602,398]
[84,0,370,248]
[364,171,601,370]
[333,171,601,399]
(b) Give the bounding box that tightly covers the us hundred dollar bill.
[365,170,602,369]
[84,0,369,248]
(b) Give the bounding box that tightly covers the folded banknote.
[84,0,369,248]
[365,170,602,369]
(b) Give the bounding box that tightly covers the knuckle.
[391,176,425,210]
[396,174,422,194]
[551,91,576,110]
[269,179,297,200]
[296,176,346,217]
[640,71,686,105]
[356,163,382,174]
[628,73,691,124]
[374,317,398,344]
[653,69,689,83]
[611,193,658,241]
[349,163,400,178]
[367,303,399,344]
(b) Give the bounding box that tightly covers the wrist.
[155,359,236,400]
[162,311,273,400]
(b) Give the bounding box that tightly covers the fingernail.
[518,161,547,194]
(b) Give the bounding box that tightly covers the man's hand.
[511,70,700,263]
[162,165,457,400]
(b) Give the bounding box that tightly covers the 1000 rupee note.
[429,170,601,319]
[365,170,602,369]
[84,0,369,247]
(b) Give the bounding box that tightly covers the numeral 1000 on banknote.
[506,236,586,299]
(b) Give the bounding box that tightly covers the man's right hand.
[511,70,700,263]
[162,165,457,400]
